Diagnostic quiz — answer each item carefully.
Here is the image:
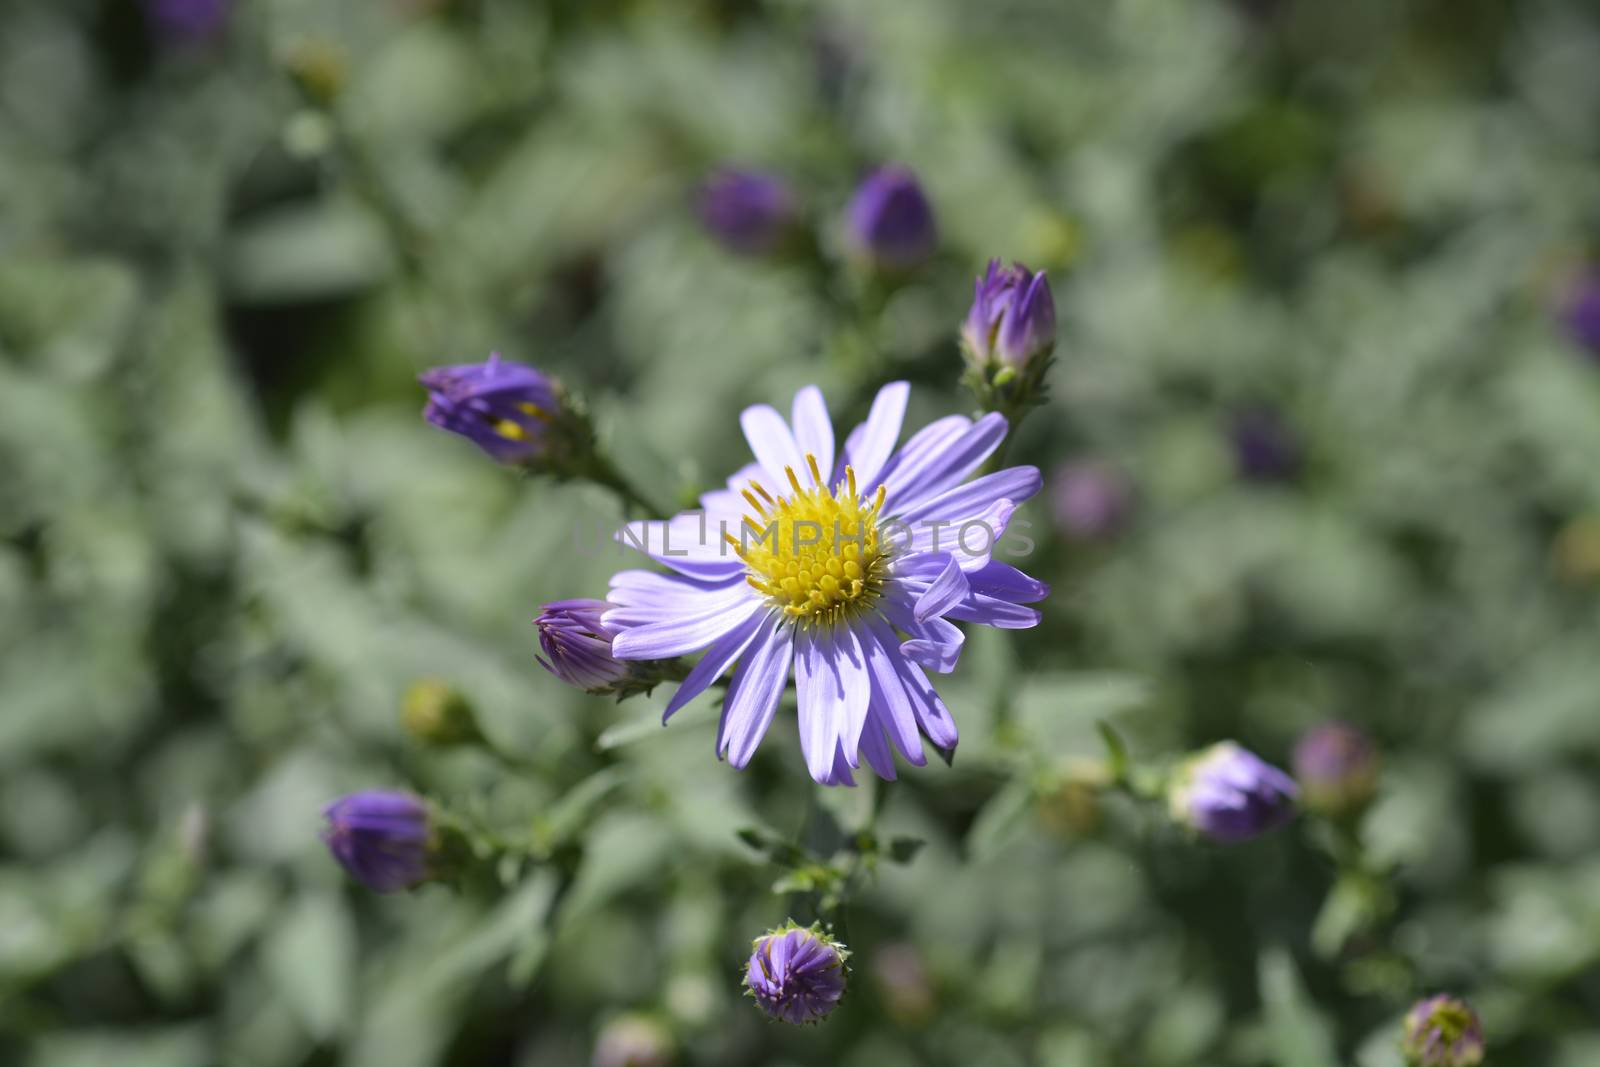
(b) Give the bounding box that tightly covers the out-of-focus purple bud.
[1561,271,1600,361]
[419,353,563,465]
[744,923,849,1025]
[1229,407,1302,483]
[871,943,934,1025]
[145,0,230,41]
[846,167,937,272]
[1402,995,1485,1067]
[961,259,1057,373]
[536,599,632,693]
[1292,721,1380,817]
[1050,462,1132,541]
[1169,742,1298,844]
[322,791,432,893]
[697,169,799,256]
[593,1013,674,1067]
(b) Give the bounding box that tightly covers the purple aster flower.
[1562,271,1600,361]
[1169,742,1298,843]
[1050,461,1132,541]
[744,924,848,1024]
[846,167,937,271]
[1292,721,1380,817]
[592,1014,674,1067]
[537,599,632,693]
[602,382,1048,784]
[419,353,563,464]
[1229,406,1302,483]
[961,260,1057,373]
[1402,995,1485,1067]
[145,0,230,41]
[322,791,431,893]
[697,169,799,256]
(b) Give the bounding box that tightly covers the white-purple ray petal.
[616,514,744,580]
[872,414,970,493]
[856,717,898,780]
[965,561,1050,603]
[891,653,960,752]
[880,413,1006,512]
[858,618,927,765]
[896,465,1042,526]
[795,627,843,784]
[829,624,872,767]
[718,614,794,767]
[740,404,807,488]
[900,499,1017,570]
[944,596,1042,629]
[790,386,835,481]
[612,597,762,659]
[605,572,753,628]
[662,606,769,722]
[838,381,908,488]
[911,554,969,623]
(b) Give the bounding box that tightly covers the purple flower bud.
[871,943,934,1025]
[1229,407,1302,483]
[322,791,431,893]
[1169,742,1298,843]
[1292,721,1380,817]
[1562,271,1600,361]
[961,259,1057,372]
[1402,995,1484,1067]
[846,166,936,271]
[144,0,230,42]
[1050,462,1132,540]
[593,1013,674,1067]
[697,169,798,256]
[744,923,849,1025]
[537,599,631,693]
[419,353,562,464]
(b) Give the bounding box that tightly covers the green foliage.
[4,0,1600,1064]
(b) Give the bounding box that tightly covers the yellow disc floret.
[725,454,890,625]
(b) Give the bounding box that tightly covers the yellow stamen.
[734,462,892,627]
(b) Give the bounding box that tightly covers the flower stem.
[583,453,672,518]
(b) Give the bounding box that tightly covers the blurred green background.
[5,0,1600,1064]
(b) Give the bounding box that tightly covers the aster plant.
[744,922,849,1024]
[419,353,665,514]
[600,381,1047,784]
[322,791,434,894]
[1168,741,1299,843]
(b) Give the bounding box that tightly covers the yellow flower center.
[726,454,890,625]
[492,402,549,441]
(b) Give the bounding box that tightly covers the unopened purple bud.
[1402,995,1484,1067]
[419,353,562,464]
[1051,462,1132,540]
[322,791,431,893]
[1293,722,1380,817]
[1562,272,1600,362]
[592,1013,674,1067]
[1229,407,1302,483]
[744,922,848,1025]
[1169,742,1298,843]
[697,169,798,256]
[961,259,1057,372]
[871,943,934,1025]
[144,0,230,41]
[846,167,936,271]
[536,599,631,693]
